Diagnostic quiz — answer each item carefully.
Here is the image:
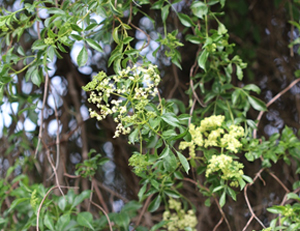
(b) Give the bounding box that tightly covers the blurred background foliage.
[1,0,300,230]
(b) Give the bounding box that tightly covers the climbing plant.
[1,0,300,230]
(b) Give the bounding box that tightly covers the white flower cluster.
[163,198,197,231]
[82,64,161,138]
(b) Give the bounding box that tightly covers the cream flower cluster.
[205,154,244,187]
[163,198,197,231]
[82,64,160,138]
[179,115,245,157]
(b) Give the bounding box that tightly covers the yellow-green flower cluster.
[179,115,245,157]
[206,154,244,186]
[30,189,39,209]
[44,37,54,45]
[220,125,244,153]
[0,25,8,32]
[199,115,225,132]
[178,124,203,158]
[163,198,197,231]
[83,64,160,138]
[128,152,150,174]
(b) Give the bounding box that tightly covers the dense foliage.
[1,0,300,230]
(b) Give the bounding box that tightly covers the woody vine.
[1,0,300,230]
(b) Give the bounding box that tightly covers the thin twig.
[243,184,266,231]
[64,173,81,178]
[35,71,49,158]
[280,187,300,206]
[41,139,64,197]
[189,98,196,125]
[130,22,151,51]
[90,200,113,231]
[189,49,206,107]
[253,78,300,138]
[268,171,290,193]
[92,178,109,213]
[47,87,61,180]
[213,197,232,231]
[288,0,294,57]
[95,179,129,203]
[242,167,266,231]
[212,216,224,231]
[36,186,78,231]
[167,63,180,99]
[134,194,153,229]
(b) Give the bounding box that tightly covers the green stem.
[226,100,234,122]
[9,58,37,75]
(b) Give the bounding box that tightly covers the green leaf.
[237,178,246,190]
[227,187,236,201]
[176,151,190,174]
[138,184,147,201]
[267,206,285,214]
[185,35,201,44]
[77,212,94,230]
[86,39,103,53]
[121,200,142,212]
[112,27,120,44]
[242,175,253,183]
[287,193,300,201]
[113,57,121,74]
[247,95,267,111]
[114,212,130,229]
[56,214,70,231]
[243,84,261,94]
[31,40,48,50]
[128,127,140,144]
[70,34,83,41]
[178,13,194,27]
[163,152,177,172]
[72,190,91,208]
[148,195,161,212]
[231,89,240,106]
[294,69,300,78]
[108,44,123,67]
[164,189,181,198]
[70,23,83,32]
[85,23,99,31]
[218,23,228,35]
[198,49,209,71]
[17,46,25,56]
[159,146,171,159]
[44,212,55,231]
[7,198,29,213]
[109,1,122,15]
[31,69,42,87]
[161,112,180,127]
[219,191,226,207]
[47,7,65,15]
[77,46,88,67]
[123,36,134,44]
[58,197,67,211]
[191,1,208,19]
[150,221,169,231]
[220,0,226,8]
[151,0,164,9]
[212,185,224,193]
[236,65,243,80]
[161,5,170,23]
